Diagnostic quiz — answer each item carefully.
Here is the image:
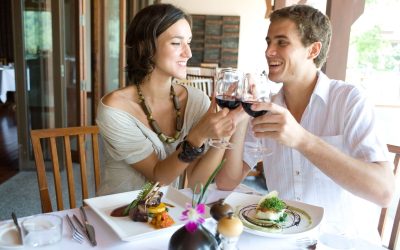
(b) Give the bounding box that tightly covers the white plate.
[0,223,23,249]
[224,192,324,238]
[84,186,210,241]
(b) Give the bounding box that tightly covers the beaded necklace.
[136,84,182,144]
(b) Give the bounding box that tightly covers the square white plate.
[84,186,210,241]
[224,192,324,238]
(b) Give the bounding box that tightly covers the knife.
[11,212,23,245]
[80,206,97,246]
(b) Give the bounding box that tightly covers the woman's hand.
[187,96,245,146]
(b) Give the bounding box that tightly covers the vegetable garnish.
[259,197,286,212]
[123,182,159,216]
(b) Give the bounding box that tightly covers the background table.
[0,67,30,103]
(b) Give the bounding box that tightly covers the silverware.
[80,206,97,246]
[65,215,84,244]
[296,237,317,250]
[73,214,93,245]
[11,212,23,245]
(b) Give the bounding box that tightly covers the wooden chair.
[30,126,101,213]
[378,144,400,249]
[176,77,214,97]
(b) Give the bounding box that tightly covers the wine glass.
[208,68,244,149]
[241,70,273,156]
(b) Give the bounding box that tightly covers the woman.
[96,4,238,195]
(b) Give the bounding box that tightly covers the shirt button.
[295,170,300,175]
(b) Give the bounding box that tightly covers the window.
[347,0,400,146]
[24,10,52,57]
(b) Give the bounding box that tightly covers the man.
[216,4,394,241]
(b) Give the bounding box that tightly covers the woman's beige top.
[96,85,210,195]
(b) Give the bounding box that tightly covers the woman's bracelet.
[177,138,205,163]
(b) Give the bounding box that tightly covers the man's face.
[265,19,314,85]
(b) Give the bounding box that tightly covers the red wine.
[216,95,240,109]
[241,101,268,117]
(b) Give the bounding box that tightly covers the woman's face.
[152,18,192,80]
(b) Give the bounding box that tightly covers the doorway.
[0,0,18,183]
[6,0,90,173]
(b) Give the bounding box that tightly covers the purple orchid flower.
[180,203,206,233]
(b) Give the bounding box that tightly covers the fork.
[65,215,84,244]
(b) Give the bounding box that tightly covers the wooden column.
[119,0,127,88]
[324,0,365,80]
[274,0,301,10]
[91,1,106,124]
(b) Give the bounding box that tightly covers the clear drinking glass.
[22,214,63,247]
[208,68,244,149]
[241,70,273,156]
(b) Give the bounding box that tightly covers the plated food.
[85,186,205,241]
[224,192,324,238]
[110,182,174,229]
[241,191,293,233]
[255,191,287,222]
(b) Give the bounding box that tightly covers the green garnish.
[193,159,225,206]
[259,197,286,212]
[123,182,156,216]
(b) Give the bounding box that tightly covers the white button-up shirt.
[243,71,389,241]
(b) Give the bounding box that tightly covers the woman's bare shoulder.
[102,86,138,112]
[103,86,134,104]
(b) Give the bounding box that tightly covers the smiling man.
[217,4,395,242]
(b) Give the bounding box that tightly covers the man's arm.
[251,102,395,207]
[298,131,393,207]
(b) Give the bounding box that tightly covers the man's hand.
[250,102,308,149]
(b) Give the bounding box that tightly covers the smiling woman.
[96,3,241,196]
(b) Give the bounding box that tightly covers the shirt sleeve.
[342,86,389,163]
[96,103,154,164]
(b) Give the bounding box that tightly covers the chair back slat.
[31,134,52,213]
[78,134,89,199]
[378,144,400,249]
[390,202,400,249]
[49,136,64,211]
[92,133,101,191]
[178,76,214,97]
[64,135,77,210]
[30,126,101,213]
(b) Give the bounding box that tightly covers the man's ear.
[308,41,322,60]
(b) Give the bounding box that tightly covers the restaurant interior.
[0,0,399,249]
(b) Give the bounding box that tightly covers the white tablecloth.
[0,185,386,250]
[0,67,30,103]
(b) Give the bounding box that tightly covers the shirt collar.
[312,70,331,105]
[273,70,331,106]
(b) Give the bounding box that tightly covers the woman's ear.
[308,41,322,60]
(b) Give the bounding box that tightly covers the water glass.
[318,222,356,249]
[22,214,63,247]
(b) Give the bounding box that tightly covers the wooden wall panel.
[190,14,239,68]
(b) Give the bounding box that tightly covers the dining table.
[0,184,387,250]
[0,66,30,103]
